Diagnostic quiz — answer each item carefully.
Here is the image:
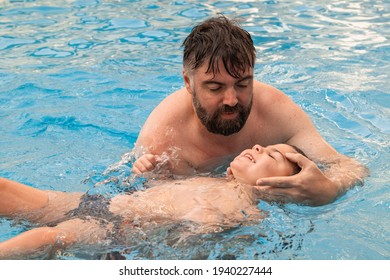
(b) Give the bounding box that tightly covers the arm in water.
[255,128,369,206]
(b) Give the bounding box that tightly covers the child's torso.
[109,177,263,227]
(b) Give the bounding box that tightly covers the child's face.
[229,144,299,185]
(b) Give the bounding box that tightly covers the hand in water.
[255,153,339,206]
[132,154,161,174]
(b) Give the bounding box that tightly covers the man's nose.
[252,144,264,153]
[223,87,238,107]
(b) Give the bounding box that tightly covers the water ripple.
[0,36,37,50]
[18,115,135,142]
[101,18,149,31]
[31,47,74,58]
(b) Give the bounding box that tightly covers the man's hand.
[255,153,340,206]
[132,154,160,175]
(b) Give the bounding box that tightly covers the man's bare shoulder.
[249,80,312,142]
[135,87,193,153]
[251,80,298,119]
[253,80,289,103]
[149,88,192,123]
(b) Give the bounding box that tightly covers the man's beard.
[192,92,252,136]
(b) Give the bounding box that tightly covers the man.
[132,15,368,206]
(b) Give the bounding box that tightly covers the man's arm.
[132,89,190,174]
[256,134,368,206]
[254,85,369,206]
[132,112,173,174]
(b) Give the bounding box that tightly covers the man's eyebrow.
[237,75,254,82]
[203,75,254,84]
[203,80,224,85]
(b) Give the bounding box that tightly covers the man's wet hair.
[182,15,256,78]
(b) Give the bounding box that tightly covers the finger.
[256,176,295,188]
[139,156,158,170]
[132,162,150,173]
[253,186,292,203]
[139,162,155,172]
[253,185,272,193]
[285,152,311,169]
[131,166,142,175]
[132,158,154,174]
[143,154,159,165]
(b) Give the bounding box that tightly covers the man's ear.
[182,69,192,94]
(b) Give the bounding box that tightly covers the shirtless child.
[0,144,302,259]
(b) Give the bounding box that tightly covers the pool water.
[0,0,389,259]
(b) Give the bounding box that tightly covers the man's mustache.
[221,105,239,113]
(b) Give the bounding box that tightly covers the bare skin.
[0,144,298,259]
[133,60,368,206]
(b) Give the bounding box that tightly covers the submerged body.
[0,143,298,259]
[0,177,262,259]
[33,177,262,227]
[111,177,262,226]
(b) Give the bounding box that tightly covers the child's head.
[228,144,304,185]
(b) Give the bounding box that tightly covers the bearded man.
[132,15,368,206]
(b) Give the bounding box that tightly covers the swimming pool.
[0,0,388,259]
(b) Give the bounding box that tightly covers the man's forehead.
[197,60,253,79]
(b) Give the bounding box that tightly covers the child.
[0,144,303,259]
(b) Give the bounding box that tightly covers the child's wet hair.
[289,145,307,174]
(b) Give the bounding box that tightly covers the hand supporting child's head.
[228,144,304,185]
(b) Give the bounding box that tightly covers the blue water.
[0,0,389,259]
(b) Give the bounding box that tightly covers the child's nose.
[252,144,264,153]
